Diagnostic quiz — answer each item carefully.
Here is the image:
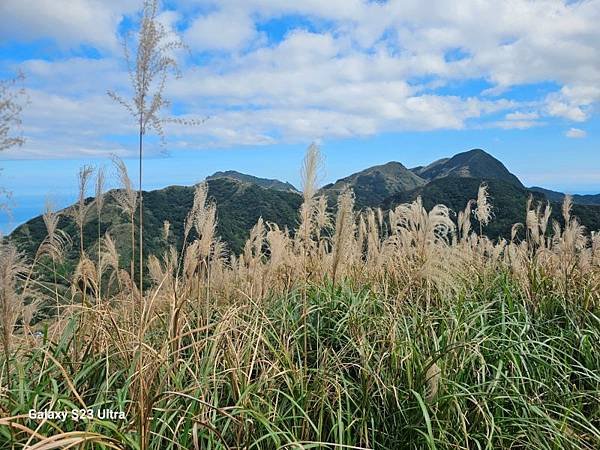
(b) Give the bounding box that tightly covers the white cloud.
[0,0,138,51]
[185,9,257,51]
[545,85,600,122]
[565,127,587,139]
[505,111,539,121]
[10,89,135,159]
[494,111,543,129]
[2,0,600,157]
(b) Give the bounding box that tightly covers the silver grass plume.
[107,0,194,145]
[562,194,573,224]
[112,156,137,217]
[297,142,323,255]
[332,187,355,283]
[39,199,70,262]
[71,165,95,255]
[458,199,475,241]
[185,182,208,243]
[475,183,492,232]
[0,241,27,386]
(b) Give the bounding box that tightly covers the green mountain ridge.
[8,148,600,276]
[320,161,427,209]
[412,149,524,188]
[206,170,299,193]
[529,186,600,206]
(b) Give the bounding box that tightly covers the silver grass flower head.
[475,183,492,227]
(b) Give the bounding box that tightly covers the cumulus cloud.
[11,89,135,159]
[565,128,587,139]
[185,9,257,51]
[1,0,599,157]
[0,0,138,51]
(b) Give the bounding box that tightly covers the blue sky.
[1,0,599,233]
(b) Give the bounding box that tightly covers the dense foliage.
[384,177,600,241]
[10,178,302,279]
[1,146,600,449]
[2,280,599,449]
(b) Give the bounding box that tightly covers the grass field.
[1,148,599,449]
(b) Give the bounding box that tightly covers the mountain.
[410,158,450,178]
[382,177,600,241]
[9,148,600,281]
[529,186,600,206]
[206,170,299,193]
[10,178,302,273]
[412,149,524,188]
[320,161,426,209]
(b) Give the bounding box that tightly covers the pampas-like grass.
[71,165,94,256]
[458,199,474,242]
[331,187,356,284]
[475,182,492,234]
[0,241,26,387]
[3,144,600,449]
[297,142,323,259]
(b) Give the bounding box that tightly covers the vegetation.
[11,154,600,280]
[9,175,303,278]
[412,148,524,188]
[1,145,599,449]
[0,71,25,153]
[207,171,299,193]
[108,0,197,304]
[384,177,600,242]
[321,161,426,209]
[0,70,26,212]
[530,186,600,206]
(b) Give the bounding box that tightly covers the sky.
[1,0,599,233]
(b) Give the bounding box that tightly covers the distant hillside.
[206,170,299,193]
[320,162,426,209]
[9,148,600,281]
[529,186,600,206]
[10,178,302,274]
[412,149,524,188]
[382,177,600,240]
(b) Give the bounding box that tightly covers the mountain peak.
[206,170,299,193]
[415,148,523,187]
[320,160,426,209]
[464,148,487,155]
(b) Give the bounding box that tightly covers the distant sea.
[1,193,72,235]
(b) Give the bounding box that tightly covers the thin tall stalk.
[298,143,322,368]
[0,242,25,389]
[108,0,186,297]
[95,167,106,303]
[72,166,94,258]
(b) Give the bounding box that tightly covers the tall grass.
[108,0,187,306]
[1,144,599,449]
